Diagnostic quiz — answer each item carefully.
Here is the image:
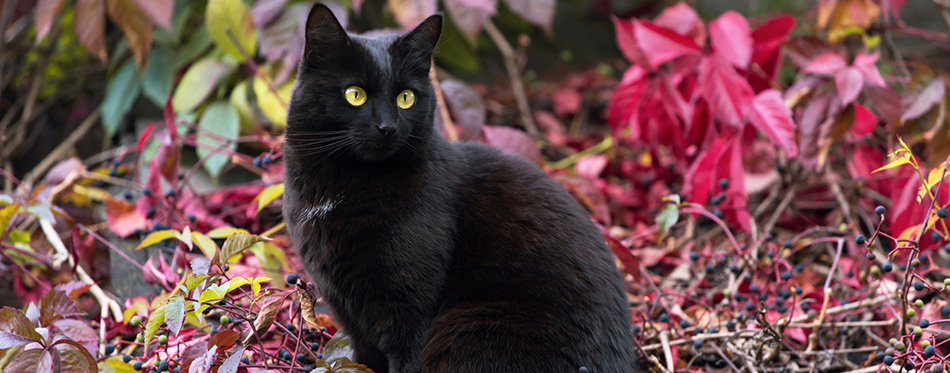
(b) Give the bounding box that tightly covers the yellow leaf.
[206,0,257,62]
[171,58,233,113]
[227,277,250,293]
[254,183,284,215]
[872,158,911,174]
[191,232,218,259]
[72,185,110,201]
[253,76,294,127]
[196,282,228,314]
[919,164,946,201]
[898,224,922,242]
[230,79,256,133]
[251,277,271,297]
[101,356,137,373]
[135,230,179,250]
[176,226,193,250]
[207,226,249,239]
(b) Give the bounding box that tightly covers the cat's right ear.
[304,3,349,61]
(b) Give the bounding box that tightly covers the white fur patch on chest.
[304,194,342,223]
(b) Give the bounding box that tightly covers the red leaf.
[150,132,180,184]
[137,123,155,153]
[482,126,542,165]
[209,330,239,351]
[39,289,84,326]
[749,89,798,156]
[132,0,173,30]
[804,52,847,75]
[865,84,902,127]
[853,52,886,87]
[699,56,754,126]
[56,282,94,300]
[164,97,178,140]
[74,0,107,62]
[596,223,641,280]
[633,20,702,69]
[552,88,582,117]
[653,2,705,44]
[750,15,795,85]
[709,11,752,68]
[52,319,97,356]
[607,66,648,132]
[849,104,878,137]
[106,195,147,238]
[834,67,864,105]
[902,78,946,122]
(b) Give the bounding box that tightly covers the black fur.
[283,4,637,372]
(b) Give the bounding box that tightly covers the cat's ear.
[304,3,349,61]
[400,14,443,54]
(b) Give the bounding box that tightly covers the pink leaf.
[902,78,946,122]
[611,17,650,68]
[633,20,703,68]
[834,67,864,105]
[482,126,542,165]
[709,11,752,68]
[853,52,886,87]
[502,0,555,28]
[250,0,287,27]
[389,0,437,31]
[106,196,147,238]
[132,0,173,30]
[575,154,608,179]
[749,90,798,156]
[653,2,705,43]
[444,0,496,44]
[699,56,754,126]
[804,52,847,75]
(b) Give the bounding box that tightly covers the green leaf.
[207,226,249,239]
[0,203,22,237]
[144,305,165,347]
[101,59,142,137]
[206,0,258,62]
[191,232,218,260]
[197,101,240,177]
[248,242,289,282]
[226,277,250,294]
[171,58,233,113]
[143,49,176,106]
[656,197,680,239]
[229,79,256,132]
[254,183,284,215]
[164,296,185,337]
[219,234,265,267]
[251,277,270,297]
[252,75,293,127]
[435,17,480,73]
[174,27,213,68]
[322,330,356,365]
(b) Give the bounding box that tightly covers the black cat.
[283,4,636,372]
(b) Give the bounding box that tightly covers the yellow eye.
[344,86,367,106]
[396,89,415,109]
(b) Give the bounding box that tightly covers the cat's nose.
[377,123,396,135]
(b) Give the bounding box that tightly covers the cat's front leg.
[352,341,389,373]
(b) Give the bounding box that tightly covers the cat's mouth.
[354,131,407,161]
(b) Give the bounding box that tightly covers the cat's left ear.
[400,14,443,54]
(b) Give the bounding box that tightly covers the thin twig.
[483,21,539,137]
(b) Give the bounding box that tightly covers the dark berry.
[745,302,755,311]
[759,292,768,301]
[921,319,931,328]
[680,320,689,329]
[296,353,305,361]
[281,351,292,361]
[263,155,273,165]
[855,234,867,244]
[801,303,810,312]
[252,156,263,168]
[311,342,320,351]
[712,208,723,219]
[693,326,701,334]
[866,252,876,260]
[689,252,700,261]
[796,286,803,295]
[124,191,134,201]
[729,265,741,274]
[158,361,168,372]
[726,320,736,330]
[794,263,804,273]
[187,214,196,222]
[875,351,885,361]
[915,281,925,291]
[940,208,948,219]
[944,243,950,253]
[105,343,115,354]
[286,273,299,285]
[632,325,641,334]
[875,205,886,215]
[883,355,894,365]
[134,362,143,371]
[781,271,791,281]
[749,284,760,293]
[766,250,774,259]
[286,323,295,332]
[165,189,175,198]
[705,264,715,274]
[659,313,669,323]
[905,361,915,370]
[146,206,156,219]
[719,178,729,189]
[142,189,152,197]
[123,355,132,363]
[934,232,944,242]
[783,239,792,249]
[693,339,702,348]
[882,262,893,273]
[241,357,250,364]
[942,305,950,316]
[710,195,723,206]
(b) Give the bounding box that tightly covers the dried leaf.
[243,294,284,344]
[35,0,68,42]
[74,0,107,62]
[107,0,154,70]
[132,0,173,30]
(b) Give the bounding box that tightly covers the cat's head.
[286,3,442,163]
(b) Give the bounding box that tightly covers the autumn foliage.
[3,0,950,372]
